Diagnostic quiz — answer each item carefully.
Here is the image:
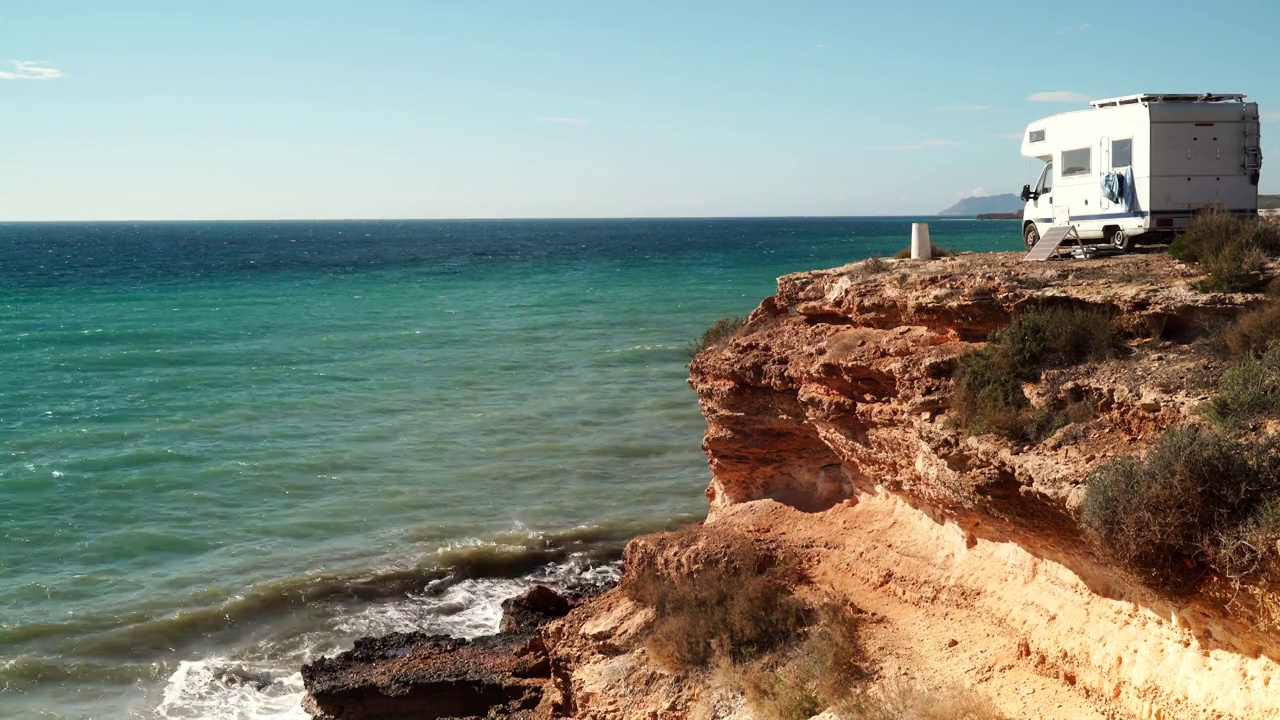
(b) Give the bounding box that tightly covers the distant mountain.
[937,193,1024,216]
[1261,194,1280,210]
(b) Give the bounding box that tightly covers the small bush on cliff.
[1203,347,1280,430]
[691,315,749,357]
[861,256,890,274]
[1080,425,1280,588]
[952,306,1119,442]
[1169,207,1280,293]
[625,532,807,670]
[893,243,954,259]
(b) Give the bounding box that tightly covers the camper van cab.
[1020,93,1263,251]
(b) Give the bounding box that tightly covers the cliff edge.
[304,250,1280,720]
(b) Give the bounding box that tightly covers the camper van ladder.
[1245,117,1262,174]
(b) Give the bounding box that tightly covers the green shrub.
[1169,207,1280,293]
[894,243,954,259]
[1080,425,1280,588]
[951,306,1118,442]
[952,349,1028,438]
[625,533,806,670]
[691,315,748,357]
[1203,347,1280,430]
[990,305,1119,375]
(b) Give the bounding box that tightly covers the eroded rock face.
[690,252,1251,520]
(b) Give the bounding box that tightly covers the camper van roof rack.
[1091,93,1246,108]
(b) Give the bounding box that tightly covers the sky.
[3,0,1280,221]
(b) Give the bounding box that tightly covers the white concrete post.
[911,223,931,260]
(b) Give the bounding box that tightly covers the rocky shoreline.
[301,250,1280,719]
[302,584,603,719]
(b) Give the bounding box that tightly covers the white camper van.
[1020,93,1263,251]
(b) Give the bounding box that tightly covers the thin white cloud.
[815,43,826,49]
[1027,90,1090,103]
[937,105,992,111]
[536,117,587,126]
[1262,111,1280,122]
[865,140,961,151]
[0,60,67,80]
[959,186,987,198]
[1080,23,1093,30]
[994,132,1024,139]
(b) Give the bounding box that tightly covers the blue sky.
[3,0,1279,220]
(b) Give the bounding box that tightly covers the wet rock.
[300,584,610,719]
[301,632,552,720]
[500,585,572,634]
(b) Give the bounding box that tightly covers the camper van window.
[1062,148,1091,177]
[1030,129,1045,143]
[1112,138,1133,168]
[1036,163,1053,195]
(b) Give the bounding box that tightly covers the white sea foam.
[153,554,620,719]
[156,660,308,720]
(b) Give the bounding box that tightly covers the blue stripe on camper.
[1027,208,1258,224]
[1063,211,1149,221]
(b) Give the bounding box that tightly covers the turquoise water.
[0,218,1021,718]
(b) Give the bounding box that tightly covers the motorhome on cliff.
[1019,93,1263,251]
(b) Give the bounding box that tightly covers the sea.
[0,217,1021,719]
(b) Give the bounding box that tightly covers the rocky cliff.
[303,251,1280,720]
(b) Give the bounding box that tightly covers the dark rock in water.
[499,585,571,634]
[301,632,553,719]
[300,585,608,719]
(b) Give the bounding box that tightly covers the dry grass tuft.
[893,243,954,259]
[690,315,749,357]
[861,256,891,275]
[1225,302,1280,357]
[625,531,807,670]
[740,601,865,720]
[1169,207,1280,293]
[835,680,1008,720]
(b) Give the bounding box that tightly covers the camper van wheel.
[1024,224,1040,251]
[1110,229,1133,252]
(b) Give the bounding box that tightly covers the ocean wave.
[149,551,626,720]
[0,518,688,719]
[0,656,170,691]
[602,344,684,354]
[1,518,687,662]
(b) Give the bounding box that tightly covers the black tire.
[1110,228,1134,252]
[1024,224,1040,251]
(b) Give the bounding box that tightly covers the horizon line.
[0,213,1005,224]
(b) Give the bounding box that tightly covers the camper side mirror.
[1020,184,1034,202]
